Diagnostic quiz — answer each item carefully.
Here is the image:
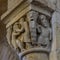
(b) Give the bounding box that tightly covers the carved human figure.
[11,21,25,51]
[18,18,32,49]
[16,18,26,52]
[37,15,52,48]
[16,17,32,51]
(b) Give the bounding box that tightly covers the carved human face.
[13,22,19,31]
[19,18,24,29]
[19,18,24,24]
[39,15,49,27]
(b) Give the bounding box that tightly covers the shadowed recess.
[0,0,7,15]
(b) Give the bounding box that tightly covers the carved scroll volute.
[11,18,25,51]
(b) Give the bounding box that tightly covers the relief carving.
[6,10,52,60]
[36,15,52,48]
[27,11,52,49]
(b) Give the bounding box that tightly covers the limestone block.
[1,0,57,60]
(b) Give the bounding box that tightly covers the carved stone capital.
[2,0,55,60]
